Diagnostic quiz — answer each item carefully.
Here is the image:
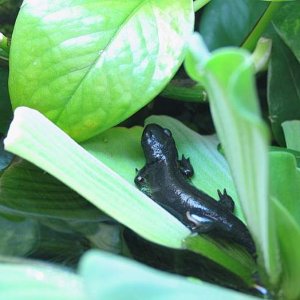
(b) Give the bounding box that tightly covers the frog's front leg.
[186,211,215,233]
[217,189,235,213]
[178,155,194,178]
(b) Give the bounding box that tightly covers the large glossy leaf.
[5,107,256,283]
[185,34,279,284]
[0,68,12,134]
[198,0,268,50]
[9,0,194,142]
[273,1,300,63]
[267,25,300,145]
[79,250,258,300]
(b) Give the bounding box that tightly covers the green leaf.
[273,1,300,63]
[270,152,300,226]
[0,258,87,300]
[268,151,300,297]
[0,159,104,221]
[267,24,300,145]
[5,107,256,283]
[0,67,13,134]
[9,0,194,142]
[282,120,300,152]
[272,197,300,300]
[198,0,268,50]
[270,146,300,167]
[185,34,279,284]
[79,250,258,300]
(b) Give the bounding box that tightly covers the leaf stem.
[242,2,283,51]
[160,79,207,102]
[193,0,210,13]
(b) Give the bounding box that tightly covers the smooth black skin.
[135,123,256,256]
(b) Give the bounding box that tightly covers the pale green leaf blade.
[0,259,86,300]
[4,107,190,248]
[9,0,194,142]
[79,250,259,300]
[185,34,279,283]
[282,120,300,152]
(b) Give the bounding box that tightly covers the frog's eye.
[163,128,172,137]
[135,175,145,183]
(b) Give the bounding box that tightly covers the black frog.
[135,123,256,255]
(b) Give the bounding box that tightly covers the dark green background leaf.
[199,0,268,50]
[273,1,300,63]
[0,159,105,221]
[267,24,300,145]
[0,67,13,134]
[0,137,13,171]
[0,212,38,257]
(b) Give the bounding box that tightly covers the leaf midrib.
[54,0,151,124]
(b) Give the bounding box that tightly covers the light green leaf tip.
[282,120,300,152]
[251,37,272,73]
[185,33,278,283]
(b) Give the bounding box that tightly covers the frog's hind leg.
[217,189,235,213]
[179,155,194,178]
[186,211,215,233]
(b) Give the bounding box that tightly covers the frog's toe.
[217,189,235,213]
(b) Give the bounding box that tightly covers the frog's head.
[141,123,177,163]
